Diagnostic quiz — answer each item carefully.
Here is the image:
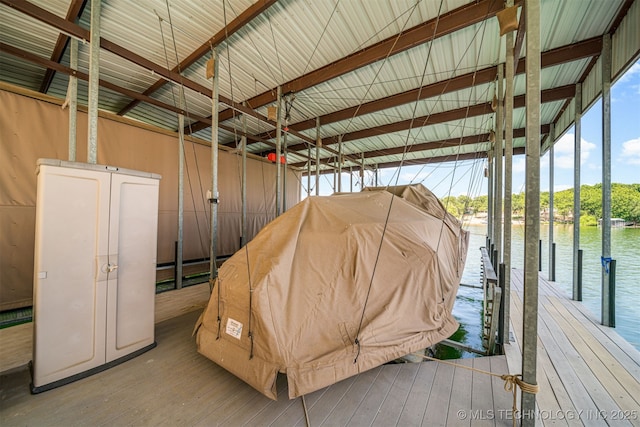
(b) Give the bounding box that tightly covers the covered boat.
[194,184,469,399]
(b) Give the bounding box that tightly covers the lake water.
[452,224,640,355]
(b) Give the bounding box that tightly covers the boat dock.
[505,270,640,426]
[2,270,639,426]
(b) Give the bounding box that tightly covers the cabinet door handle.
[107,264,118,272]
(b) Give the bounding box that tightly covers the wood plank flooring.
[1,310,513,427]
[505,269,640,427]
[3,269,638,426]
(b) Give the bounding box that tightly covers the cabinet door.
[105,173,159,362]
[32,165,110,388]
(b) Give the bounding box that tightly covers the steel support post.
[522,0,541,421]
[350,166,353,192]
[337,135,343,192]
[601,34,612,326]
[548,123,555,280]
[494,63,504,265]
[307,144,311,197]
[275,86,282,216]
[283,131,288,212]
[315,118,320,196]
[332,159,336,191]
[503,7,515,341]
[68,37,78,161]
[209,50,220,291]
[361,152,365,188]
[487,154,494,239]
[241,106,247,247]
[573,83,582,300]
[87,0,100,164]
[177,100,185,289]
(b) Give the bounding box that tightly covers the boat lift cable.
[301,0,341,76]
[334,1,422,139]
[353,0,444,364]
[391,5,496,186]
[432,4,493,289]
[266,10,286,85]
[218,0,260,358]
[157,3,210,262]
[353,0,500,362]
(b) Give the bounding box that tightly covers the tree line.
[442,183,640,225]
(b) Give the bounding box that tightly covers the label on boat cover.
[225,318,243,339]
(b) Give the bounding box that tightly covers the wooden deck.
[505,269,640,427]
[0,308,514,426]
[1,269,639,426]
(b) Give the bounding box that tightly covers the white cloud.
[551,133,596,169]
[615,61,640,96]
[621,137,640,165]
[617,62,640,84]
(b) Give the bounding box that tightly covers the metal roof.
[1,0,638,176]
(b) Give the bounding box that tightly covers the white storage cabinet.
[32,159,161,393]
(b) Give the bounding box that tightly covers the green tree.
[580,184,602,219]
[612,183,640,223]
[554,189,574,221]
[540,192,549,211]
[470,195,488,213]
[511,192,525,216]
[442,196,464,218]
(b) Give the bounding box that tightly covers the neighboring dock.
[1,270,639,426]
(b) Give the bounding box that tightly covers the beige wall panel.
[0,207,35,310]
[0,88,300,309]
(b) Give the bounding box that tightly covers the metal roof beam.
[0,41,210,123]
[283,85,574,153]
[185,0,507,135]
[245,37,600,146]
[289,124,549,169]
[310,147,528,176]
[38,0,87,94]
[117,0,277,116]
[0,0,304,143]
[0,40,316,165]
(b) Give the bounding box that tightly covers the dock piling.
[607,259,616,327]
[577,249,583,301]
[551,242,556,281]
[498,262,506,347]
[538,239,542,272]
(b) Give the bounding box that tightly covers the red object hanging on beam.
[267,153,286,164]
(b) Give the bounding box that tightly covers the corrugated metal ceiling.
[0,0,638,176]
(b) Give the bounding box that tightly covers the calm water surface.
[455,224,640,352]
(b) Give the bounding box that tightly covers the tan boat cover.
[195,184,469,399]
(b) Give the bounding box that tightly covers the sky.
[305,60,640,200]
